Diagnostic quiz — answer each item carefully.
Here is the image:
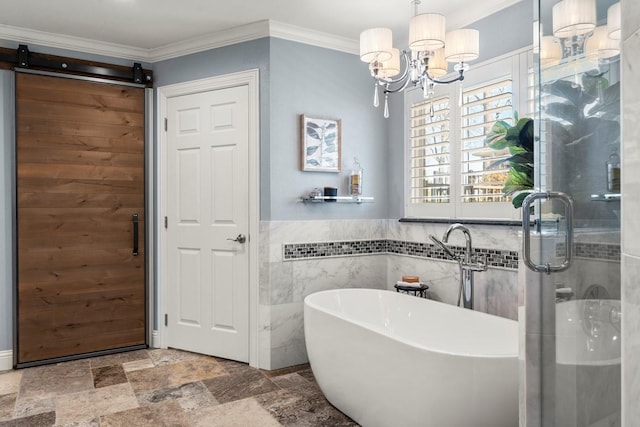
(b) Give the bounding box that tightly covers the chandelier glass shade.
[359,1,480,117]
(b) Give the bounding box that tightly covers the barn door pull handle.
[132,213,139,256]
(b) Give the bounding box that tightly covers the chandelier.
[537,0,621,67]
[359,0,480,117]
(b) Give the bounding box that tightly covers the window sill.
[398,218,522,227]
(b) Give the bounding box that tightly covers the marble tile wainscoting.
[386,221,521,321]
[260,219,522,370]
[259,220,388,370]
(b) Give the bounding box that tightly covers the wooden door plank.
[16,133,144,153]
[18,178,143,194]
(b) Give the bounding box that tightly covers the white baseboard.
[0,350,12,371]
[151,330,160,349]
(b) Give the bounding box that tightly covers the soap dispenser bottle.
[606,149,620,193]
[349,157,363,196]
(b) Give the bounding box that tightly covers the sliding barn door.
[16,72,146,365]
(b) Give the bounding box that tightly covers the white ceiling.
[0,0,521,61]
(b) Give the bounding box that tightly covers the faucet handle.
[465,253,488,271]
[477,254,488,271]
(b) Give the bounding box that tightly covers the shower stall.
[522,0,622,425]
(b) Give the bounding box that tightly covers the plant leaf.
[567,117,620,146]
[485,120,513,149]
[545,102,581,124]
[587,81,620,119]
[323,144,336,153]
[581,73,608,102]
[511,192,529,208]
[543,80,583,107]
[306,123,321,140]
[509,145,528,155]
[547,121,573,145]
[516,118,534,151]
[505,168,534,187]
[306,145,319,156]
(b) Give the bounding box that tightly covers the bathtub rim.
[304,288,518,359]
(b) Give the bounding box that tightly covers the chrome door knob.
[227,234,247,244]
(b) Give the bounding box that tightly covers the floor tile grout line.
[6,350,354,426]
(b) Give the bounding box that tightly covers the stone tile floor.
[0,348,359,426]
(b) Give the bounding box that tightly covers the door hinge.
[164,216,168,229]
[164,313,168,327]
[164,117,168,131]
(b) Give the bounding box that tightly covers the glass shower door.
[525,0,622,425]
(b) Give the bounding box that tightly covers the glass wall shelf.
[301,195,374,204]
[590,193,621,202]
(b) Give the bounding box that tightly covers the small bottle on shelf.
[606,149,620,193]
[349,157,363,196]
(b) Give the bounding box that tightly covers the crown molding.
[0,20,359,64]
[148,20,358,62]
[148,20,271,62]
[268,21,359,55]
[0,24,149,62]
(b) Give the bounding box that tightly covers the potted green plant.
[485,113,534,208]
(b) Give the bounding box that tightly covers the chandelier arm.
[426,67,465,85]
[384,75,414,94]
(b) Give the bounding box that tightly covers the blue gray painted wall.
[468,0,533,64]
[268,38,389,220]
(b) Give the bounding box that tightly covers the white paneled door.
[166,85,249,362]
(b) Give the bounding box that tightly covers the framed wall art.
[299,114,341,172]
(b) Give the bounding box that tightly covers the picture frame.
[299,114,341,172]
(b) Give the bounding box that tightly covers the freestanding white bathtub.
[304,288,518,427]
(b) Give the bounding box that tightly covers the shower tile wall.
[259,219,521,370]
[621,2,640,423]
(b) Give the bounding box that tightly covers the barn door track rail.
[0,44,153,86]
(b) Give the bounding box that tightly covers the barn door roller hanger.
[0,44,153,85]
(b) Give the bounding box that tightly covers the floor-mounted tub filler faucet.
[429,224,487,310]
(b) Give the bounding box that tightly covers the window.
[404,50,531,220]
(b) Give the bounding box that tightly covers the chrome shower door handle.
[522,191,574,274]
[227,234,247,244]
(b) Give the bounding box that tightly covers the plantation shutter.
[460,77,514,203]
[409,96,451,205]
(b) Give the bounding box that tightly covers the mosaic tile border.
[283,239,519,269]
[284,240,621,267]
[556,242,621,261]
[282,240,387,259]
